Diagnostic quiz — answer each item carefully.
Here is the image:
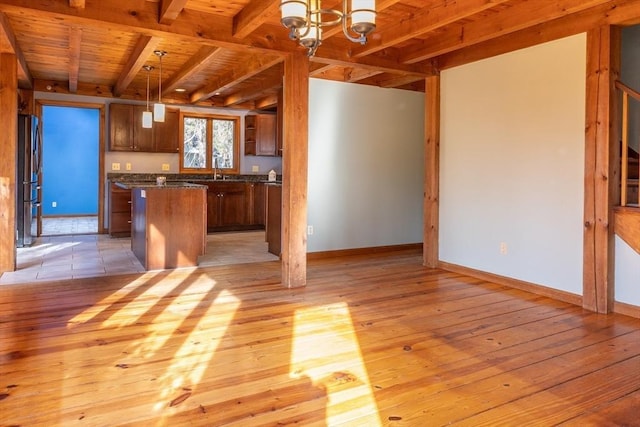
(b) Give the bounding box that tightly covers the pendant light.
[153,50,167,122]
[142,65,154,128]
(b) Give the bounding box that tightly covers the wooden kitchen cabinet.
[203,182,248,231]
[109,103,179,152]
[154,108,180,153]
[109,183,132,237]
[244,114,277,156]
[265,183,282,256]
[250,182,265,226]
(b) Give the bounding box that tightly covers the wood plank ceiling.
[1,0,640,110]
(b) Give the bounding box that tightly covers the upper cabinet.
[109,103,179,153]
[244,113,278,157]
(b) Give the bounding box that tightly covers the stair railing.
[615,80,640,207]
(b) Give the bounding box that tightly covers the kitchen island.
[117,182,207,271]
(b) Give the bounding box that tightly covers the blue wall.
[42,106,99,216]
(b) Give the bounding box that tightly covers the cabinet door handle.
[128,201,132,204]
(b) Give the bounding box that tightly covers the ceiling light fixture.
[153,50,167,122]
[280,0,376,57]
[142,65,154,129]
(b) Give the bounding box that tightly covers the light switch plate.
[252,165,259,172]
[125,162,132,171]
[111,162,120,171]
[161,163,170,171]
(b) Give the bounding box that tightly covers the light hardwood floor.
[0,249,638,426]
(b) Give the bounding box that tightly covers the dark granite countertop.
[108,173,281,184]
[115,181,207,190]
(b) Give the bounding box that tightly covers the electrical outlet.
[252,165,259,172]
[111,162,121,171]
[307,225,314,235]
[125,162,132,171]
[500,242,508,255]
[52,201,57,208]
[161,163,170,171]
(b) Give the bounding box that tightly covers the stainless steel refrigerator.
[17,114,41,247]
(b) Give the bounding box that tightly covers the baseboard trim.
[438,261,583,307]
[307,243,423,261]
[614,300,640,319]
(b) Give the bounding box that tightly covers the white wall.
[307,79,425,252]
[440,34,587,295]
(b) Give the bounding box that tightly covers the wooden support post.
[0,53,18,273]
[281,52,309,288]
[583,26,620,314]
[424,74,440,268]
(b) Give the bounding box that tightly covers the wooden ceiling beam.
[437,0,640,70]
[0,0,288,54]
[352,0,512,58]
[233,0,280,39]
[223,73,282,106]
[159,0,188,25]
[69,0,85,9]
[113,35,161,98]
[190,55,282,103]
[161,46,222,96]
[68,26,82,93]
[344,67,382,83]
[0,12,31,89]
[400,0,614,64]
[254,93,278,109]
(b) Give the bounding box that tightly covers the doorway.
[38,102,105,236]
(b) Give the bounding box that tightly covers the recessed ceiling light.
[175,88,186,92]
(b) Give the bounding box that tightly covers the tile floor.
[1,222,278,285]
[41,216,99,235]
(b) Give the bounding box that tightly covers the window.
[180,113,240,174]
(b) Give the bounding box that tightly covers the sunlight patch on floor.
[152,287,241,415]
[290,302,382,426]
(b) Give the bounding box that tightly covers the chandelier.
[280,0,376,56]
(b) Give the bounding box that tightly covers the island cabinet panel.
[250,182,265,226]
[266,183,282,256]
[131,186,207,270]
[109,183,132,237]
[244,114,277,156]
[109,103,179,152]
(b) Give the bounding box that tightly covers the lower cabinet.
[109,183,131,237]
[265,184,282,256]
[194,181,265,232]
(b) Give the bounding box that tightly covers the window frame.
[179,112,240,174]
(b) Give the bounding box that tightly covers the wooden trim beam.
[68,26,82,93]
[281,52,309,288]
[223,74,282,107]
[583,26,620,314]
[161,46,221,95]
[424,74,440,268]
[159,0,188,25]
[438,0,640,70]
[254,93,278,109]
[233,0,280,39]
[352,0,512,58]
[0,12,31,89]
[190,55,282,103]
[401,0,616,64]
[113,35,161,98]
[344,67,381,83]
[0,53,17,273]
